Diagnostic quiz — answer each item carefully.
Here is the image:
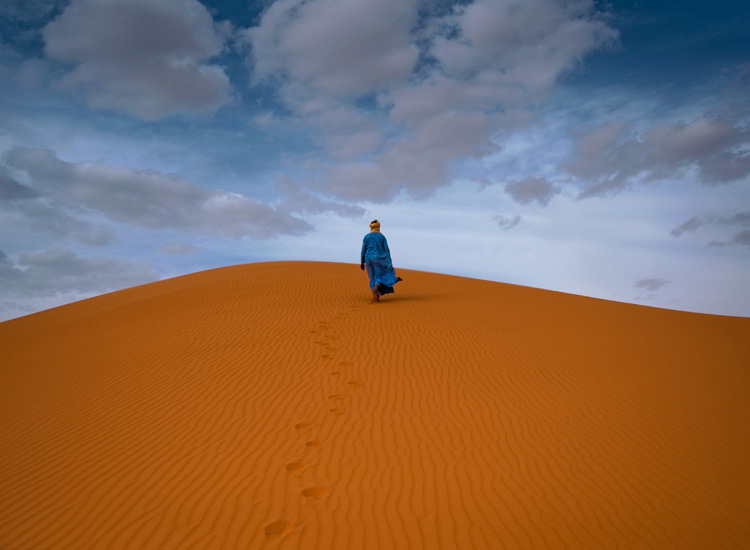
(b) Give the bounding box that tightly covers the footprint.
[328,393,344,401]
[305,440,325,448]
[301,486,329,501]
[285,461,309,473]
[295,422,313,431]
[346,381,363,388]
[331,371,343,376]
[328,408,346,416]
[338,361,352,367]
[264,520,293,539]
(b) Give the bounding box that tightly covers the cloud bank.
[3,147,311,238]
[245,0,618,201]
[564,117,750,198]
[43,0,233,119]
[0,247,159,296]
[506,177,561,206]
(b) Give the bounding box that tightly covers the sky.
[1,0,749,321]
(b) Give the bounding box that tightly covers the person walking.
[360,219,402,303]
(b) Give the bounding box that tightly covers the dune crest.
[1,261,749,549]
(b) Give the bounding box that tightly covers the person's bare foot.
[371,284,381,303]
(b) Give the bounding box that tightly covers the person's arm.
[360,237,367,269]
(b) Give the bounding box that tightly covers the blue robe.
[361,232,400,295]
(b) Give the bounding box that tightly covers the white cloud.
[671,215,710,237]
[306,106,387,160]
[1,166,114,245]
[645,117,738,163]
[0,168,38,199]
[42,0,233,119]
[505,177,561,206]
[710,230,750,248]
[635,277,671,291]
[699,152,750,184]
[4,147,311,238]
[158,241,201,255]
[494,214,521,230]
[427,0,617,104]
[20,201,115,246]
[564,117,750,197]
[388,0,618,125]
[0,247,159,321]
[247,0,420,97]
[244,0,618,201]
[275,175,365,217]
[311,109,501,201]
[672,211,750,248]
[0,247,158,296]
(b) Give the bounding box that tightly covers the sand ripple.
[1,261,749,548]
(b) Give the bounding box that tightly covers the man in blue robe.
[360,219,402,303]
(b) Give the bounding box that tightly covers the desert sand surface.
[1,261,749,549]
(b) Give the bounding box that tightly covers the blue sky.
[1,0,749,321]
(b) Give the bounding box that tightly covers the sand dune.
[1,261,748,549]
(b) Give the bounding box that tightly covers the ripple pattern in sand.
[1,262,749,549]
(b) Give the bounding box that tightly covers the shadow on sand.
[371,292,447,304]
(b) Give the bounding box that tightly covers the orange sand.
[1,261,748,549]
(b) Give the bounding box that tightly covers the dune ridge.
[1,261,748,549]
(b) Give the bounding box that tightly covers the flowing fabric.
[361,232,400,295]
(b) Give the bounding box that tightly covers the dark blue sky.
[569,1,750,90]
